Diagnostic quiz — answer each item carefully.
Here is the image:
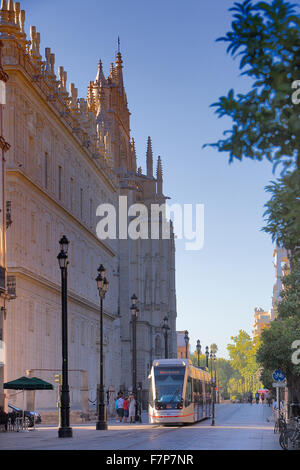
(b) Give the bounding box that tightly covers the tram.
[148,358,212,425]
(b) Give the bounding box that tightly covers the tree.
[263,170,300,256]
[205,0,300,171]
[227,330,263,395]
[256,316,300,400]
[275,256,300,318]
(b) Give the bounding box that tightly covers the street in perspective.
[0,404,282,450]
[1,0,300,454]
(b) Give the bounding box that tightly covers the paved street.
[0,403,281,450]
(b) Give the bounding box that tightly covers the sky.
[20,0,299,358]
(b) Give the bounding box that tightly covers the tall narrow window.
[80,188,83,219]
[31,213,36,242]
[58,166,62,200]
[45,153,49,189]
[70,178,74,211]
[45,222,50,251]
[89,198,93,227]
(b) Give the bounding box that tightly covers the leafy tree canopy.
[205,0,300,171]
[263,169,300,251]
[256,316,300,379]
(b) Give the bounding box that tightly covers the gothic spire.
[156,156,163,195]
[115,41,124,89]
[95,59,106,85]
[146,136,153,177]
[131,137,137,173]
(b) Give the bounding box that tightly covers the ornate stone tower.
[87,48,178,398]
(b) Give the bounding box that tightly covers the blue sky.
[21,0,298,358]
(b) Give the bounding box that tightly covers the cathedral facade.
[0,2,177,413]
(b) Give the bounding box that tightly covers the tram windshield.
[154,366,185,403]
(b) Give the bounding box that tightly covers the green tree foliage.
[276,257,300,318]
[263,170,300,253]
[256,316,300,379]
[205,0,300,171]
[256,257,300,399]
[227,330,263,396]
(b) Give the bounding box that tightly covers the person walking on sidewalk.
[255,392,259,404]
[123,396,129,423]
[116,394,124,422]
[129,394,136,423]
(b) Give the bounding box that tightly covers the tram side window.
[185,376,193,406]
[193,379,200,403]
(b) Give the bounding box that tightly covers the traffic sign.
[272,370,285,382]
[273,382,286,388]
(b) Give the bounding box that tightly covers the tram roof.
[152,358,211,380]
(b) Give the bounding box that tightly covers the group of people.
[247,391,272,405]
[115,392,137,423]
[0,407,17,431]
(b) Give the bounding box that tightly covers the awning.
[3,376,54,390]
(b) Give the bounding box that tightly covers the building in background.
[177,331,189,358]
[253,247,290,340]
[272,246,290,317]
[0,2,177,413]
[253,307,273,338]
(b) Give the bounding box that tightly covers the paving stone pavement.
[0,403,282,450]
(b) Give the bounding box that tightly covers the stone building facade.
[0,37,10,411]
[0,2,177,412]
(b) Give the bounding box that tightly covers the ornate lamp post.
[130,294,140,422]
[162,316,170,359]
[196,340,201,367]
[211,352,217,426]
[57,235,72,438]
[95,264,109,430]
[210,349,213,375]
[205,346,209,369]
[184,330,189,359]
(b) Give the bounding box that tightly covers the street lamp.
[196,340,201,367]
[205,346,209,369]
[211,352,217,427]
[96,264,109,430]
[184,330,189,359]
[210,349,213,375]
[57,235,72,438]
[130,294,140,422]
[162,316,170,359]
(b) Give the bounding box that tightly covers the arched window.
[155,335,162,358]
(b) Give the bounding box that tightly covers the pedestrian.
[116,393,124,422]
[248,392,253,405]
[0,407,8,431]
[129,394,136,423]
[255,392,259,404]
[123,396,129,423]
[266,391,272,407]
[261,392,265,404]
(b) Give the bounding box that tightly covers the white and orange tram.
[148,358,212,425]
